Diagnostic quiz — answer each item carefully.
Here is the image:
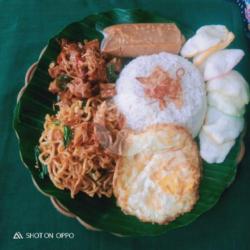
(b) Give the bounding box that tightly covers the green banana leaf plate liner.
[13,8,249,236]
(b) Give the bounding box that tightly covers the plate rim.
[12,8,247,236]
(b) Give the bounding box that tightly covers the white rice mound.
[114,52,207,137]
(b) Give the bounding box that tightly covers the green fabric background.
[1,0,250,249]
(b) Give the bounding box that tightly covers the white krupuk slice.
[201,49,244,81]
[207,70,250,105]
[203,107,244,144]
[205,106,243,123]
[193,32,235,66]
[199,129,235,164]
[208,92,245,116]
[181,25,230,58]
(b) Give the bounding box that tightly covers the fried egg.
[113,124,201,224]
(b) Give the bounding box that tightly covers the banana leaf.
[13,8,246,236]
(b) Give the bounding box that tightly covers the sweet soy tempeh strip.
[101,23,185,57]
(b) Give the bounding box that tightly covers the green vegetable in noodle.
[106,64,118,82]
[34,145,48,179]
[82,99,87,109]
[63,125,73,147]
[53,120,61,126]
[56,74,72,90]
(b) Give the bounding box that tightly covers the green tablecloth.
[1,0,250,249]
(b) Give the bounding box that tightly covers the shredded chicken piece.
[99,83,116,98]
[68,79,92,98]
[72,122,90,146]
[82,44,107,82]
[48,80,60,94]
[48,39,108,103]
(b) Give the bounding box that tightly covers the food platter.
[13,9,249,236]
